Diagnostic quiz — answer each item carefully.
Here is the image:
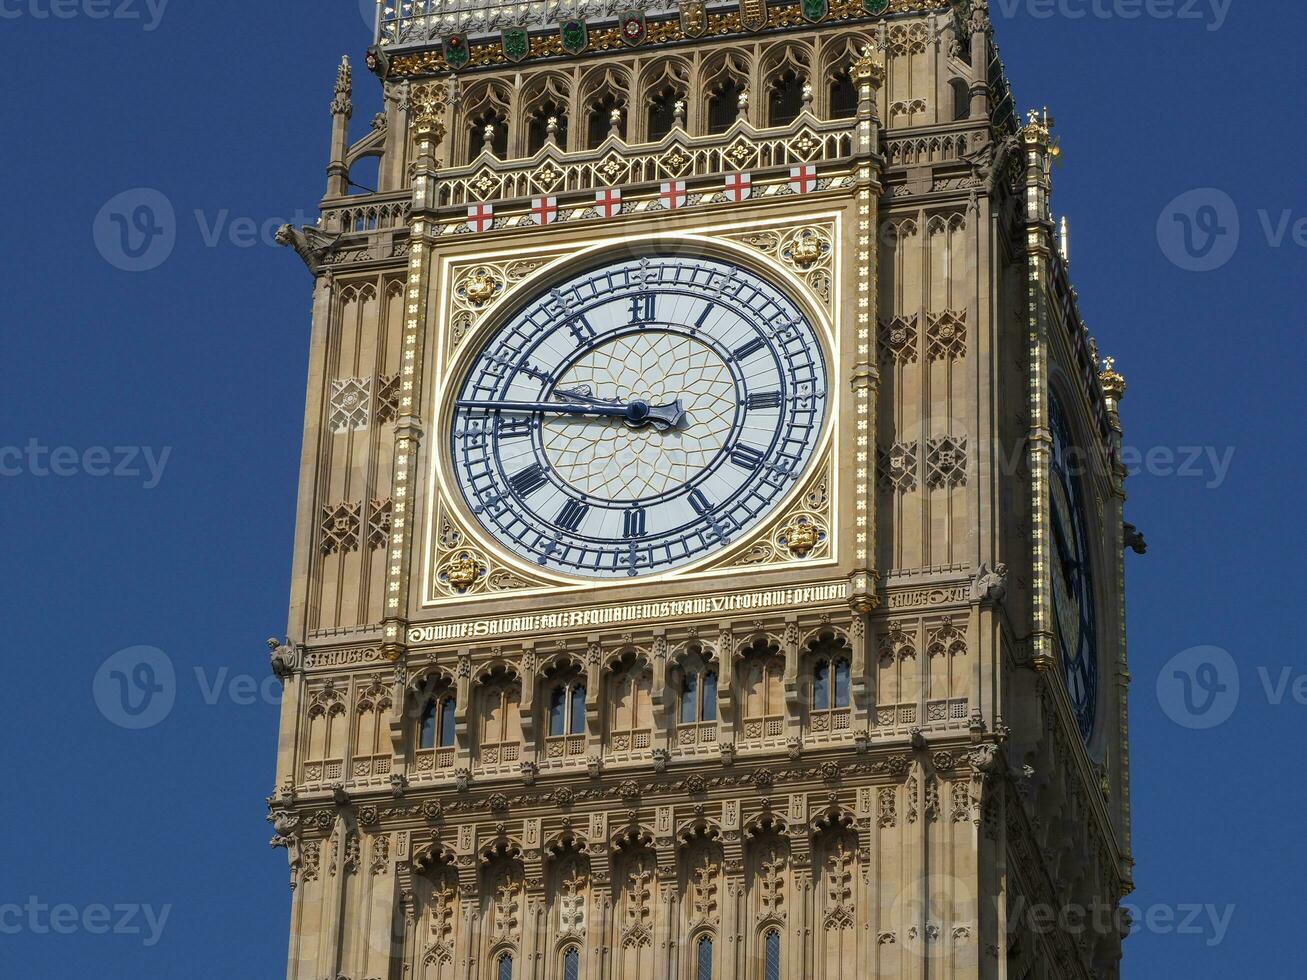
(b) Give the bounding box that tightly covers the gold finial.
[851,44,885,87]
[1021,106,1053,148]
[1099,357,1126,401]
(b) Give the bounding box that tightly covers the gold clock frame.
[420,211,846,607]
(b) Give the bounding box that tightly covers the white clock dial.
[448,252,828,578]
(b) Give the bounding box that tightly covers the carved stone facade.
[270,3,1135,979]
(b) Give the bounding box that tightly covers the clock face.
[1049,393,1098,742]
[448,252,828,579]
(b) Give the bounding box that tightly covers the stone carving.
[970,562,1009,604]
[320,501,361,554]
[330,377,373,431]
[878,441,918,493]
[926,436,968,489]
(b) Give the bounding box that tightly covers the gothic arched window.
[497,952,514,980]
[549,681,587,738]
[812,657,851,711]
[763,930,781,980]
[680,667,718,724]
[647,84,683,141]
[418,696,456,750]
[829,68,858,119]
[706,77,744,134]
[527,99,568,154]
[767,68,805,126]
[587,91,626,147]
[696,935,714,980]
[562,946,580,980]
[467,109,507,160]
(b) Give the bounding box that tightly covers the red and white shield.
[467,203,494,232]
[595,187,622,218]
[789,165,817,195]
[660,181,687,210]
[531,196,558,226]
[725,172,752,202]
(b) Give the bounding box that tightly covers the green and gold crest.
[442,32,470,71]
[863,0,890,14]
[560,19,588,55]
[802,0,829,21]
[501,26,529,63]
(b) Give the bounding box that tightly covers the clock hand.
[455,396,685,430]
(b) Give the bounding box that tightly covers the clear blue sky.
[1,1,1301,975]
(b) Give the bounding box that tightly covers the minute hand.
[455,397,684,430]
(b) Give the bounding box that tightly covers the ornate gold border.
[421,213,844,607]
[384,0,950,77]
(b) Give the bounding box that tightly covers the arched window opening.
[439,697,456,747]
[829,68,858,119]
[764,930,781,980]
[767,68,805,126]
[696,935,714,980]
[549,681,587,738]
[647,85,683,141]
[467,109,507,160]
[680,667,718,724]
[563,946,580,980]
[497,952,514,980]
[527,100,568,154]
[812,655,851,710]
[587,92,626,147]
[950,78,970,120]
[707,77,743,134]
[418,700,438,750]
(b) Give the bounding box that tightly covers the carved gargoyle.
[1123,522,1147,555]
[970,562,1009,605]
[268,636,297,679]
[275,224,341,276]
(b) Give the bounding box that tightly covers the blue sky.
[1,1,1301,975]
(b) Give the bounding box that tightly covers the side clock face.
[1049,393,1098,742]
[448,252,828,579]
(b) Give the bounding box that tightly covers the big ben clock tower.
[268,2,1138,978]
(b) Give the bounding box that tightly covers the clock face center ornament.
[448,253,828,579]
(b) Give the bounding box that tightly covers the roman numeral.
[555,499,589,532]
[731,336,767,360]
[497,418,533,440]
[623,508,647,539]
[688,489,712,516]
[567,314,595,341]
[731,445,765,470]
[747,390,782,410]
[629,294,656,324]
[694,302,714,329]
[509,463,548,498]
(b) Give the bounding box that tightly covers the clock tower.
[268,2,1138,978]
